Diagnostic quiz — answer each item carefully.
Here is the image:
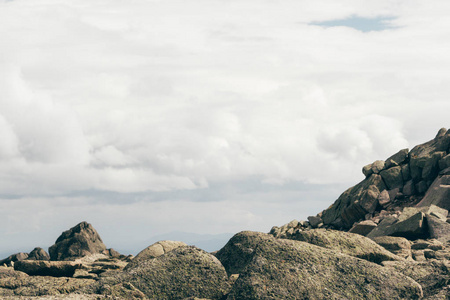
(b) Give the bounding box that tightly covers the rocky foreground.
[1,128,450,299]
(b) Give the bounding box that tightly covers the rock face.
[49,221,107,261]
[95,246,231,299]
[220,231,422,299]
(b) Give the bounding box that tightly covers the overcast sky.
[1,0,449,256]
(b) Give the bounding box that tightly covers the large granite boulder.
[49,221,107,261]
[92,246,231,299]
[221,232,422,299]
[417,174,450,211]
[124,240,186,270]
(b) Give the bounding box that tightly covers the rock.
[390,211,427,240]
[380,166,404,190]
[96,246,231,299]
[438,154,450,170]
[378,190,390,207]
[290,229,401,264]
[385,148,409,169]
[322,174,386,228]
[363,164,373,177]
[372,236,412,259]
[416,180,429,194]
[307,216,323,228]
[403,180,415,196]
[411,239,445,251]
[0,253,28,267]
[426,214,450,243]
[223,232,422,299]
[14,260,82,277]
[0,275,95,297]
[382,260,450,298]
[422,152,446,182]
[27,247,50,261]
[417,174,450,211]
[102,248,123,258]
[388,187,400,202]
[125,240,187,271]
[401,164,411,182]
[371,160,386,174]
[0,266,27,279]
[367,215,399,238]
[348,220,377,236]
[49,221,107,261]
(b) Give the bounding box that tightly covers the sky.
[1,0,450,257]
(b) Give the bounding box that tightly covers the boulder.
[27,247,50,261]
[417,174,450,211]
[348,220,377,236]
[371,160,386,174]
[289,229,401,264]
[322,174,386,228]
[222,232,422,299]
[0,266,27,279]
[378,190,390,207]
[0,253,28,267]
[382,260,450,298]
[438,154,450,170]
[426,214,450,243]
[14,260,81,277]
[372,236,411,259]
[385,148,409,168]
[401,164,411,182]
[307,216,323,228]
[380,166,404,190]
[125,240,187,270]
[96,246,231,300]
[49,221,107,261]
[367,216,398,238]
[390,211,427,240]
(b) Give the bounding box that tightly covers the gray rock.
[388,188,400,202]
[438,154,450,170]
[307,216,323,228]
[49,221,107,261]
[385,148,409,169]
[426,214,450,243]
[377,190,390,207]
[224,233,422,299]
[415,180,429,194]
[380,166,404,190]
[348,220,377,236]
[417,174,450,211]
[0,253,28,267]
[401,163,411,182]
[372,236,411,259]
[98,246,231,300]
[371,160,386,174]
[27,247,50,261]
[367,216,399,238]
[290,229,401,264]
[125,240,187,270]
[14,260,81,277]
[422,151,446,182]
[362,164,373,177]
[403,180,415,196]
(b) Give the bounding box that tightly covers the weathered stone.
[307,216,322,228]
[348,220,377,236]
[371,160,386,174]
[14,260,81,277]
[27,247,50,261]
[290,229,401,264]
[382,260,450,297]
[439,154,450,170]
[403,180,415,196]
[417,174,450,211]
[49,221,107,261]
[224,233,422,299]
[401,163,411,182]
[380,166,404,190]
[362,164,373,177]
[385,149,409,169]
[367,216,399,238]
[415,180,428,194]
[125,240,187,270]
[426,214,450,243]
[378,189,390,207]
[97,246,231,300]
[422,151,446,182]
[372,236,411,259]
[390,212,427,240]
[411,239,444,250]
[0,253,28,267]
[388,188,400,202]
[0,266,27,279]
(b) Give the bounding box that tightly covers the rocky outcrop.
[91,246,231,299]
[14,260,81,277]
[49,221,107,261]
[0,253,28,267]
[27,247,50,261]
[321,128,450,231]
[221,231,423,299]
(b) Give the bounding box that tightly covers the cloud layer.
[1,0,449,256]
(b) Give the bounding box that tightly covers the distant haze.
[1,0,449,258]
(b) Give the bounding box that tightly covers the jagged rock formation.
[49,221,107,261]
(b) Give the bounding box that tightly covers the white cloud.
[0,0,450,256]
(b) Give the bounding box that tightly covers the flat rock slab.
[426,215,450,243]
[14,260,82,277]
